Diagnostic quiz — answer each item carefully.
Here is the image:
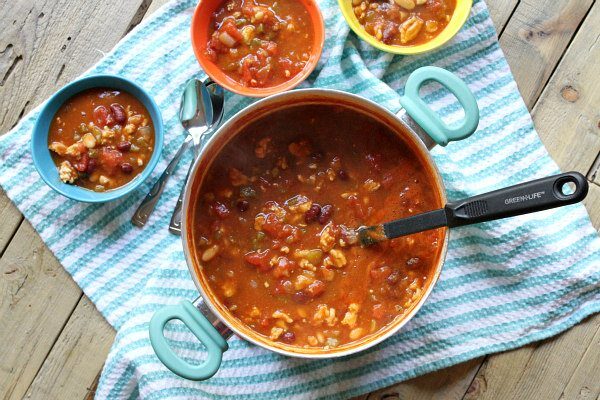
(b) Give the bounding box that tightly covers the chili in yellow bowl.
[338,0,473,55]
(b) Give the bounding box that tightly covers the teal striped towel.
[0,0,598,398]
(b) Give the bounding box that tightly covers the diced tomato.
[219,17,243,41]
[240,55,258,86]
[262,213,284,237]
[272,257,295,278]
[304,280,325,298]
[347,194,365,219]
[263,41,278,56]
[274,279,293,295]
[93,106,109,126]
[99,148,123,174]
[244,249,272,272]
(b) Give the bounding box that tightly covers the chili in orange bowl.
[191,0,325,97]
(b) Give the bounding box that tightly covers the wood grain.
[356,358,483,400]
[0,189,22,254]
[23,296,114,400]
[0,0,598,399]
[499,0,594,109]
[0,221,82,400]
[485,0,519,34]
[559,321,600,400]
[531,2,600,187]
[464,314,600,400]
[583,183,600,230]
[0,0,147,399]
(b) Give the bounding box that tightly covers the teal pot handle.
[400,66,479,146]
[149,301,228,380]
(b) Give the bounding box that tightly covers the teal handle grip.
[400,66,479,146]
[149,301,228,380]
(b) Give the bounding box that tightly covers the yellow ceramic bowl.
[338,0,473,55]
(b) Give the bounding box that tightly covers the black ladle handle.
[375,172,589,243]
[446,171,588,227]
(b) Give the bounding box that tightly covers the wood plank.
[463,314,600,400]
[353,358,483,400]
[499,0,594,109]
[6,2,173,399]
[589,156,600,186]
[82,371,102,400]
[486,0,519,34]
[23,296,115,400]
[558,322,600,400]
[530,3,600,184]
[0,221,82,400]
[143,0,173,20]
[352,6,547,398]
[0,0,148,399]
[0,0,145,134]
[0,189,22,254]
[582,183,600,231]
[460,5,600,400]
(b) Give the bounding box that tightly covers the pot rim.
[181,88,449,358]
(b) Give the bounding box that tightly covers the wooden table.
[1,1,598,399]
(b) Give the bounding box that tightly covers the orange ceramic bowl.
[190,0,325,98]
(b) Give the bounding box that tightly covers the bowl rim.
[31,74,164,203]
[181,88,450,358]
[338,0,473,55]
[190,0,326,98]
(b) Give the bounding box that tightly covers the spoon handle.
[168,160,193,235]
[131,137,193,227]
[445,171,588,227]
[360,172,588,245]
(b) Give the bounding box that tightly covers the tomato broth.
[48,88,155,192]
[190,104,445,350]
[205,0,314,88]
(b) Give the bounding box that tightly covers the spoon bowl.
[168,81,225,234]
[131,78,222,227]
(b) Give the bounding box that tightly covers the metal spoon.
[168,82,225,234]
[356,172,588,246]
[131,78,221,227]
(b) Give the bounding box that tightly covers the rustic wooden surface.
[0,0,598,399]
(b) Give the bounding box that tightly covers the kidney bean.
[406,257,419,266]
[110,103,127,124]
[212,201,230,219]
[280,331,296,344]
[116,141,132,152]
[74,152,90,172]
[86,158,97,174]
[292,291,310,304]
[310,151,323,160]
[304,203,321,223]
[386,271,401,285]
[337,169,349,180]
[120,162,133,174]
[236,199,249,212]
[318,204,333,224]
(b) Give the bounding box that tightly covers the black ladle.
[357,172,589,246]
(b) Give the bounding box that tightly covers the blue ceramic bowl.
[31,75,164,203]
